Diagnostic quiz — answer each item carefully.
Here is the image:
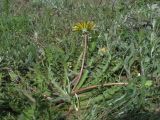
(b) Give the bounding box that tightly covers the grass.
[0,0,160,120]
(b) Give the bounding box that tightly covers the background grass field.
[0,0,160,120]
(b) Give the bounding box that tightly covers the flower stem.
[72,33,88,91]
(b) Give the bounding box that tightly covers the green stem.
[72,33,88,91]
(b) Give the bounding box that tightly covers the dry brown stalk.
[72,82,128,95]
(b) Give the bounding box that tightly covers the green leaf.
[9,71,18,81]
[144,80,153,88]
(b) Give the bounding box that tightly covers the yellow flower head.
[99,47,108,53]
[98,47,108,56]
[72,21,95,32]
